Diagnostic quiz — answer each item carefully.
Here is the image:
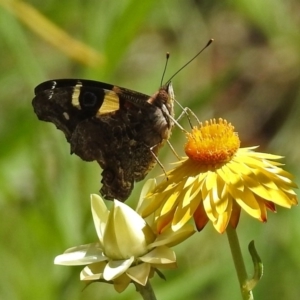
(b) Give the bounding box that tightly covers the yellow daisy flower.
[142,118,298,233]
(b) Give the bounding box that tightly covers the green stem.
[134,280,157,300]
[226,225,254,300]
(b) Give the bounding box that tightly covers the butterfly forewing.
[32,79,174,201]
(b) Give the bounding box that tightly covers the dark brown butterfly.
[32,79,175,201]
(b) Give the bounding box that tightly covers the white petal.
[104,201,154,259]
[148,224,195,248]
[113,274,132,293]
[54,243,106,266]
[126,263,150,285]
[103,257,134,281]
[136,179,157,214]
[139,246,176,264]
[80,261,106,280]
[91,194,109,243]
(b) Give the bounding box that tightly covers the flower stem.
[134,280,157,300]
[226,225,254,300]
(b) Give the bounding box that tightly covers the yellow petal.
[223,166,245,191]
[203,193,218,222]
[160,190,181,215]
[276,172,298,188]
[213,211,231,233]
[237,155,267,170]
[172,195,201,230]
[141,194,163,218]
[205,171,218,191]
[214,188,229,215]
[257,199,268,222]
[218,165,242,187]
[179,176,203,208]
[183,176,198,190]
[242,174,272,200]
[231,187,261,219]
[247,151,282,160]
[267,189,296,208]
[229,159,252,176]
[142,185,178,218]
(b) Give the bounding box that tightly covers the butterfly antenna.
[165,39,214,84]
[160,52,170,87]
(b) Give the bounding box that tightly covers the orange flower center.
[185,118,240,165]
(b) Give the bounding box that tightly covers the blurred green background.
[0,0,299,299]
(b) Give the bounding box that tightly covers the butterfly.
[32,40,212,201]
[32,79,175,201]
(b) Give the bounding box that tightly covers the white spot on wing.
[63,112,70,120]
[48,81,57,100]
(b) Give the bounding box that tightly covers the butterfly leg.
[175,106,201,128]
[167,140,182,160]
[149,144,168,179]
